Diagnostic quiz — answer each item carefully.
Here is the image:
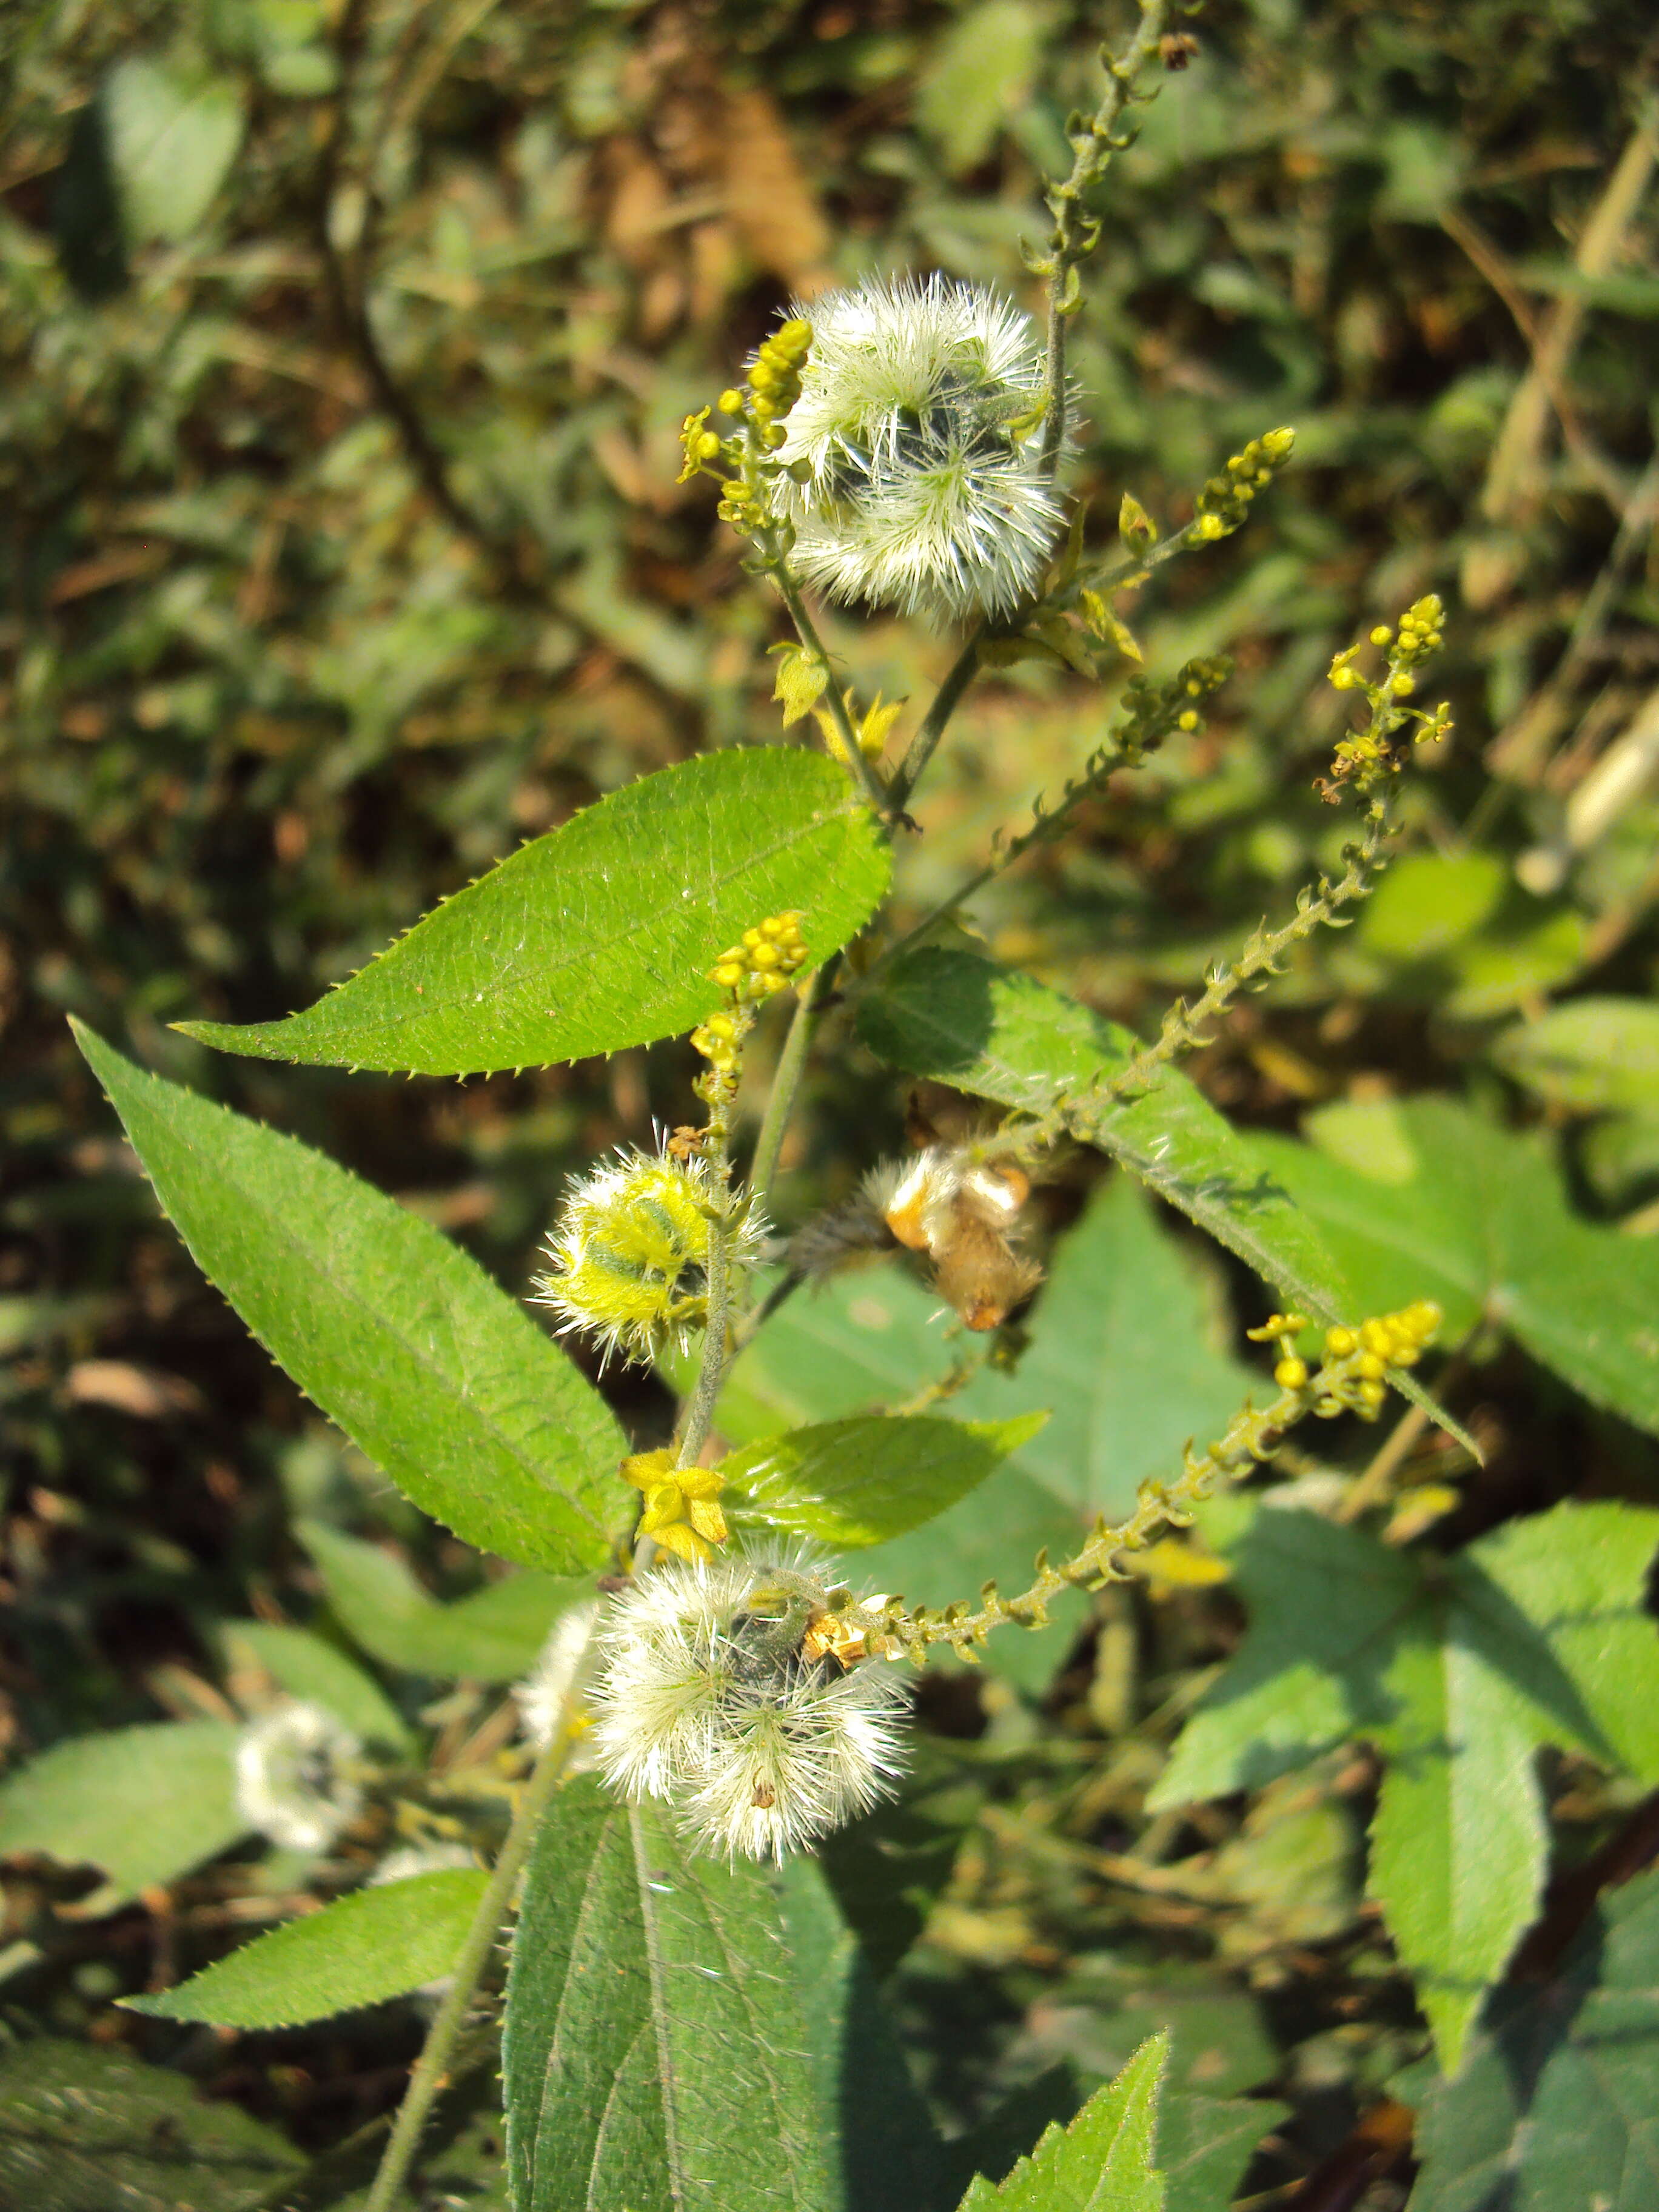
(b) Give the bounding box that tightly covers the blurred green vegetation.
[3,0,1658,2200]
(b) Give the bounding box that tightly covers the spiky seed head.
[589,1545,911,1863]
[532,1145,766,1369]
[235,1702,363,1853]
[773,275,1064,625]
[515,1597,602,1751]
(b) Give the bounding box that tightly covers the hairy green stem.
[748,956,840,1212]
[987,793,1399,1164]
[677,1197,732,1469]
[766,551,893,820]
[1036,0,1170,477]
[890,628,985,813]
[883,1307,1438,1658]
[363,1643,593,2212]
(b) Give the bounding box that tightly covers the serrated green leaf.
[1151,1500,1659,2071]
[299,1521,585,1681]
[1492,996,1659,1113]
[1254,1095,1659,1435]
[177,751,889,1074]
[502,1774,832,2212]
[0,1721,242,1906]
[104,58,243,244]
[778,1854,950,2212]
[1410,1866,1659,2211]
[0,2039,302,2212]
[126,1869,487,2026]
[959,2033,1167,2212]
[73,1024,626,1572]
[221,1621,412,1752]
[722,1412,1046,1548]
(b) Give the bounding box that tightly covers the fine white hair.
[588,1545,910,1863]
[514,1596,602,1760]
[775,275,1065,623]
[235,1701,363,1854]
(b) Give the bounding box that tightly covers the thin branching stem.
[882,1306,1439,1658]
[362,1634,596,2212]
[890,628,986,813]
[748,957,840,1212]
[987,792,1399,1164]
[1036,0,1170,478]
[676,1084,740,1469]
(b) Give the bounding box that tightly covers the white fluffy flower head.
[235,1701,363,1854]
[776,275,1064,624]
[533,1144,765,1369]
[589,1545,910,1863]
[514,1596,602,1756]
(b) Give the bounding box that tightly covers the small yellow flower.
[622,1449,729,1564]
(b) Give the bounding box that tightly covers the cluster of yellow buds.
[1113,654,1232,761]
[1193,427,1295,541]
[622,1449,729,1566]
[720,317,813,447]
[677,404,726,486]
[710,912,809,1002]
[691,914,811,1098]
[1248,1300,1440,1416]
[1325,595,1452,797]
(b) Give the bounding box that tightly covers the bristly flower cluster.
[589,1546,910,1862]
[515,1597,602,1750]
[774,275,1065,625]
[533,1144,765,1369]
[235,1702,363,1853]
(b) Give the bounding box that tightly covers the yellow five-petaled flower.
[622,1449,729,1564]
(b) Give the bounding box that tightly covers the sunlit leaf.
[126,1871,487,2027]
[179,751,890,1074]
[74,1025,626,1572]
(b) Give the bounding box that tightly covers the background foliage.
[3,0,1658,2205]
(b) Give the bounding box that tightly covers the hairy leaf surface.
[179,751,890,1073]
[0,1721,241,1906]
[0,2039,301,2212]
[857,950,1349,1316]
[74,1025,625,1572]
[126,1871,488,2027]
[957,2033,1167,2212]
[503,1775,831,2212]
[857,951,1472,1450]
[1410,1867,1659,2211]
[1254,1096,1659,1435]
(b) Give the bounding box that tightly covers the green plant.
[5,4,1658,2210]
